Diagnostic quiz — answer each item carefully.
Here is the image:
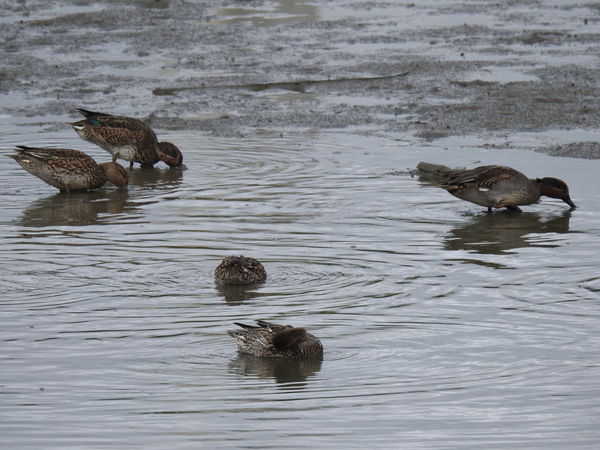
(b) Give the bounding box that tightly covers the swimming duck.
[8,146,128,193]
[67,108,183,168]
[214,255,267,285]
[417,162,576,212]
[228,320,323,358]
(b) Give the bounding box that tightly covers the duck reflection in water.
[229,352,323,386]
[444,210,572,254]
[18,189,132,227]
[126,166,184,190]
[215,283,265,305]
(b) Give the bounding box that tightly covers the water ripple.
[2,130,600,449]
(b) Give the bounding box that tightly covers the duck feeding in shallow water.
[67,108,183,168]
[8,146,128,193]
[417,162,575,212]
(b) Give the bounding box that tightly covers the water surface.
[2,0,600,447]
[1,126,600,449]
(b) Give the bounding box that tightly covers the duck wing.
[443,165,519,189]
[15,146,91,161]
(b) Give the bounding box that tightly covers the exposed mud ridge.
[2,0,600,157]
[537,141,600,159]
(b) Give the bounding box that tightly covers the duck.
[8,146,128,193]
[66,108,183,168]
[417,162,576,212]
[155,141,183,167]
[228,320,323,358]
[214,255,267,285]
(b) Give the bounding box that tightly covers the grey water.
[1,126,600,449]
[2,0,600,448]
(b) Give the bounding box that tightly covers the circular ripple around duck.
[259,257,377,304]
[194,137,335,179]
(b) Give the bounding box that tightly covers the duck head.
[535,177,575,208]
[99,162,128,188]
[157,142,183,167]
[272,328,309,352]
[65,119,91,135]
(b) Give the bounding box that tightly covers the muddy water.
[1,126,600,449]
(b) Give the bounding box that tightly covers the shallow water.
[3,0,600,448]
[2,125,600,449]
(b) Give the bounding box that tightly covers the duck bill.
[562,196,576,208]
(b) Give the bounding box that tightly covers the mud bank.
[2,0,600,158]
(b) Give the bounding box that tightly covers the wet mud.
[2,0,600,156]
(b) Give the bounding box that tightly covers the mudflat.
[2,0,600,158]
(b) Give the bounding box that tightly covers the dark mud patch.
[536,141,600,159]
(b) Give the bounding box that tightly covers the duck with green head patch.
[8,146,128,193]
[417,162,576,212]
[67,108,183,169]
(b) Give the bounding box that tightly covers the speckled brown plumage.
[417,162,575,212]
[214,255,267,285]
[8,146,128,192]
[228,320,323,358]
[67,108,183,168]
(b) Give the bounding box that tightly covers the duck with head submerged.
[66,108,183,169]
[417,162,576,212]
[8,146,128,193]
[228,320,323,358]
[214,255,267,285]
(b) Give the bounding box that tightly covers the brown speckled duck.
[67,108,183,168]
[8,146,128,193]
[214,255,267,285]
[228,320,323,358]
[417,162,575,212]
